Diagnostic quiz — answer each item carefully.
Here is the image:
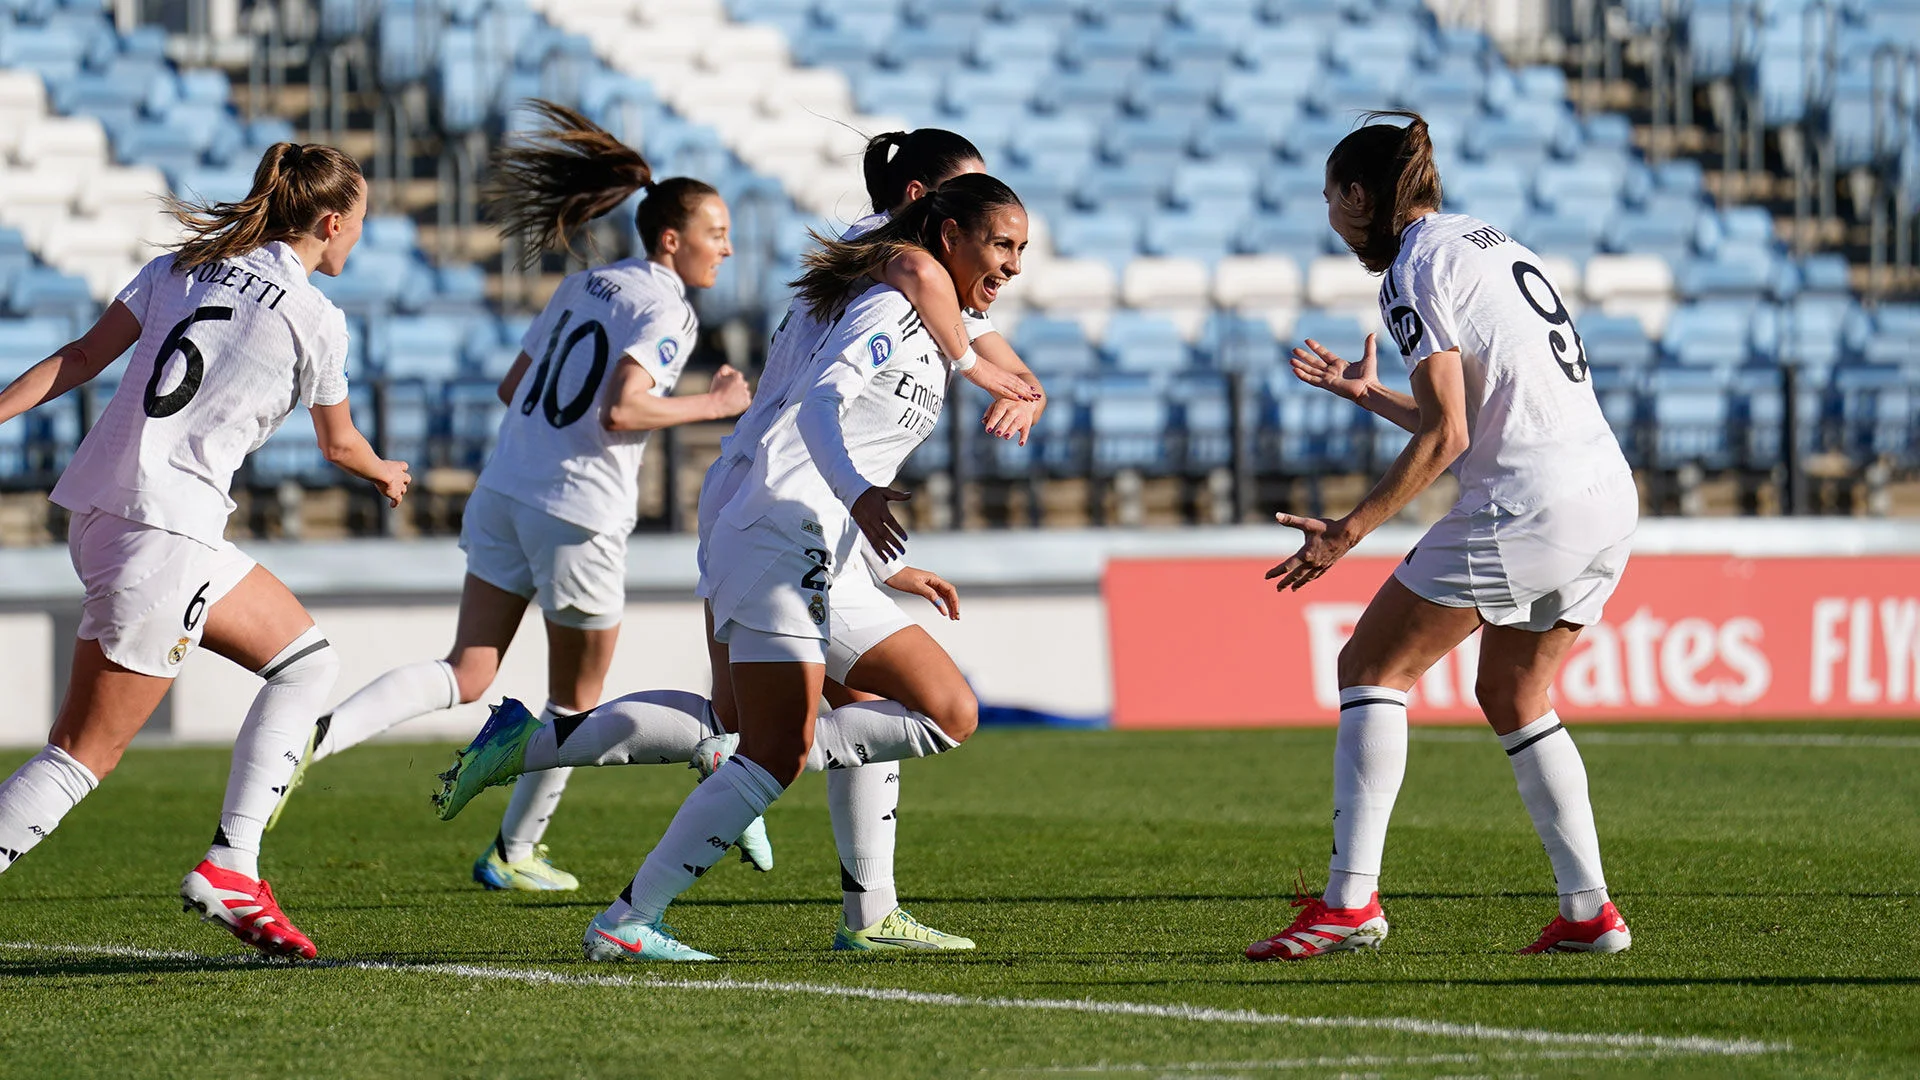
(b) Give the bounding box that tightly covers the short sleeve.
[963,308,995,342]
[114,255,172,327]
[612,299,689,393]
[1381,250,1463,366]
[301,306,350,407]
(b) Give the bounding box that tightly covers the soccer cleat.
[179,860,317,960]
[582,909,716,962]
[833,907,976,952]
[1245,891,1390,961]
[473,843,579,891]
[433,698,541,821]
[1520,902,1632,954]
[265,718,324,832]
[689,733,774,872]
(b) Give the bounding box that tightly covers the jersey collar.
[644,258,687,300]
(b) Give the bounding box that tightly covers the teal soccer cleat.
[583,909,716,962]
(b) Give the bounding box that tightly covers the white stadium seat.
[1212,255,1303,311]
[1304,256,1380,310]
[1022,257,1117,314]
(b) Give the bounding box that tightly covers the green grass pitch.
[1,722,1915,1079]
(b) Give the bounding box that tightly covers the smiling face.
[936,203,1027,312]
[657,194,732,289]
[313,177,367,277]
[1323,170,1372,254]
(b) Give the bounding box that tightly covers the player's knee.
[926,685,978,744]
[445,655,497,705]
[265,626,337,691]
[1473,677,1535,732]
[1336,639,1388,688]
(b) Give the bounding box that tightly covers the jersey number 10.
[521,310,611,429]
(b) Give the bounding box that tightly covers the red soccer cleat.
[180,860,318,960]
[1520,901,1632,954]
[1246,886,1390,961]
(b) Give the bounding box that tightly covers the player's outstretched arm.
[1267,349,1468,592]
[1290,333,1421,434]
[312,399,411,507]
[494,350,532,406]
[0,301,141,426]
[603,360,751,431]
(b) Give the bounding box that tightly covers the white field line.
[1411,729,1920,750]
[0,940,1788,1058]
[992,1047,1705,1073]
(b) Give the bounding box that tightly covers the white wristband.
[952,346,978,373]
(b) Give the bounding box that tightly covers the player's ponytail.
[1326,110,1444,274]
[861,128,984,215]
[794,172,1021,318]
[168,142,364,272]
[488,100,720,270]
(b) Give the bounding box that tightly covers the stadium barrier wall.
[0,519,1914,746]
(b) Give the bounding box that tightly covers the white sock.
[497,702,571,864]
[805,700,957,772]
[210,627,338,880]
[1501,711,1609,920]
[0,745,98,873]
[1324,685,1408,909]
[617,755,785,924]
[523,690,720,772]
[829,763,900,929]
[313,659,459,762]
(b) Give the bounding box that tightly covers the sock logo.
[683,863,708,878]
[27,825,45,836]
[705,836,729,850]
[0,847,18,865]
[854,743,870,764]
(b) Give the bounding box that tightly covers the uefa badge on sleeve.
[867,332,893,368]
[658,338,679,367]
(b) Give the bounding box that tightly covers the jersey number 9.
[521,310,612,429]
[1510,261,1589,384]
[143,306,235,419]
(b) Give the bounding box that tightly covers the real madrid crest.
[168,637,190,665]
[807,593,826,626]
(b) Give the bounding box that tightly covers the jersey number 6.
[143,306,235,418]
[1510,261,1589,384]
[521,309,611,429]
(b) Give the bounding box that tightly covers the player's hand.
[1265,512,1356,592]
[851,486,911,563]
[885,566,960,620]
[373,458,411,507]
[706,364,751,418]
[982,397,1037,445]
[963,359,1042,403]
[1290,333,1377,404]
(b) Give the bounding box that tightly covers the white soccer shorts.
[460,486,626,630]
[706,518,912,682]
[67,508,257,677]
[1394,473,1638,633]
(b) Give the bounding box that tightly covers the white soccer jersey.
[718,282,947,564]
[50,243,349,546]
[1379,213,1630,512]
[477,257,697,536]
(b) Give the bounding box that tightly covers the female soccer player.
[439,173,1029,961]
[0,143,410,958]
[280,102,750,892]
[1245,111,1635,961]
[434,130,1044,952]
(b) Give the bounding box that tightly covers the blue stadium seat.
[1075,169,1166,215]
[1169,161,1258,217]
[1190,116,1281,167]
[1662,301,1756,371]
[1649,367,1736,468]
[1102,311,1188,373]
[1052,212,1141,270]
[1014,316,1098,376]
[1201,312,1283,371]
[1578,313,1656,371]
[1142,210,1239,263]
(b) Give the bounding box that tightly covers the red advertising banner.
[1104,554,1920,727]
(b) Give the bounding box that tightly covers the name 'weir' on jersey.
[51,242,350,548]
[478,258,698,537]
[1379,212,1631,512]
[720,281,948,563]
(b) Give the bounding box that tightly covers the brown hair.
[1326,110,1443,273]
[167,142,364,272]
[486,99,720,270]
[792,172,1022,319]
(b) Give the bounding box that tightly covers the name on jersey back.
[188,259,292,309]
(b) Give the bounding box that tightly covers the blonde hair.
[167,142,364,272]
